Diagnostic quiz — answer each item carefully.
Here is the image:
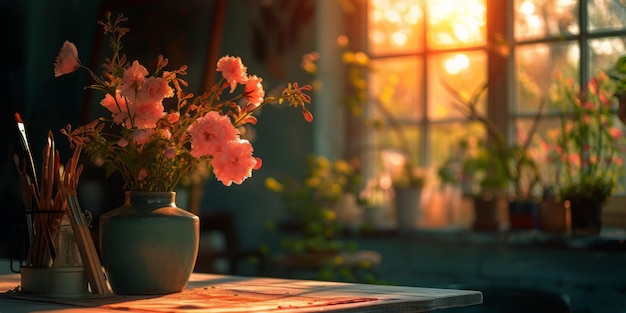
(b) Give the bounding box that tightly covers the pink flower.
[100,92,130,125]
[131,129,152,145]
[120,60,149,100]
[609,127,622,140]
[217,56,248,93]
[211,139,259,186]
[138,169,148,181]
[138,77,173,103]
[244,75,265,107]
[117,138,129,148]
[130,99,165,129]
[188,111,239,158]
[54,41,80,77]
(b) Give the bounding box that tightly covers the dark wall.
[200,0,316,251]
[0,0,102,258]
[1,0,316,257]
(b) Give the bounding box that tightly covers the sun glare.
[369,0,486,52]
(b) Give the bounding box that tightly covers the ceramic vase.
[99,191,199,295]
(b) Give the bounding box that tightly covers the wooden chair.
[195,212,244,275]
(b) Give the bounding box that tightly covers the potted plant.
[263,155,379,282]
[552,72,624,235]
[455,136,509,230]
[265,155,363,255]
[443,82,544,231]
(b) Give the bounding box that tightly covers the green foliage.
[608,55,626,95]
[260,155,388,284]
[265,155,363,254]
[442,82,543,200]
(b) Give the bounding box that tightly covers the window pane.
[589,37,626,76]
[514,0,579,41]
[430,122,485,168]
[588,0,626,32]
[368,0,424,55]
[369,57,423,121]
[515,42,580,114]
[374,126,423,173]
[427,0,486,49]
[428,51,487,120]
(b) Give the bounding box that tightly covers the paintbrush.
[14,113,39,198]
[14,113,39,264]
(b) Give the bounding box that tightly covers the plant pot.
[471,195,501,231]
[568,198,603,236]
[99,191,199,295]
[394,186,422,232]
[508,200,539,230]
[539,199,568,233]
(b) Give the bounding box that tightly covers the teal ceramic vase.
[99,191,199,295]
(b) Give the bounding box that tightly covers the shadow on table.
[438,285,571,313]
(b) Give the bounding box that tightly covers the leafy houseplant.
[265,155,362,255]
[444,82,543,202]
[54,12,313,294]
[443,82,545,230]
[263,155,380,283]
[552,72,624,235]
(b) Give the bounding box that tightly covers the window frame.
[335,0,626,226]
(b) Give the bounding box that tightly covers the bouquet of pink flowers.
[55,12,312,191]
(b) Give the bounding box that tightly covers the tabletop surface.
[0,271,482,313]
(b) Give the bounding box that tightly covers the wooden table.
[0,271,482,312]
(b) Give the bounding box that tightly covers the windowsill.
[344,226,626,252]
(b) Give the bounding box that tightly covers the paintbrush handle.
[65,191,111,295]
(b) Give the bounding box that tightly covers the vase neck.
[124,191,176,207]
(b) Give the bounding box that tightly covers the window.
[357,0,626,224]
[364,0,488,189]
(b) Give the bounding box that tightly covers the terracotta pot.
[472,195,501,231]
[539,199,568,233]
